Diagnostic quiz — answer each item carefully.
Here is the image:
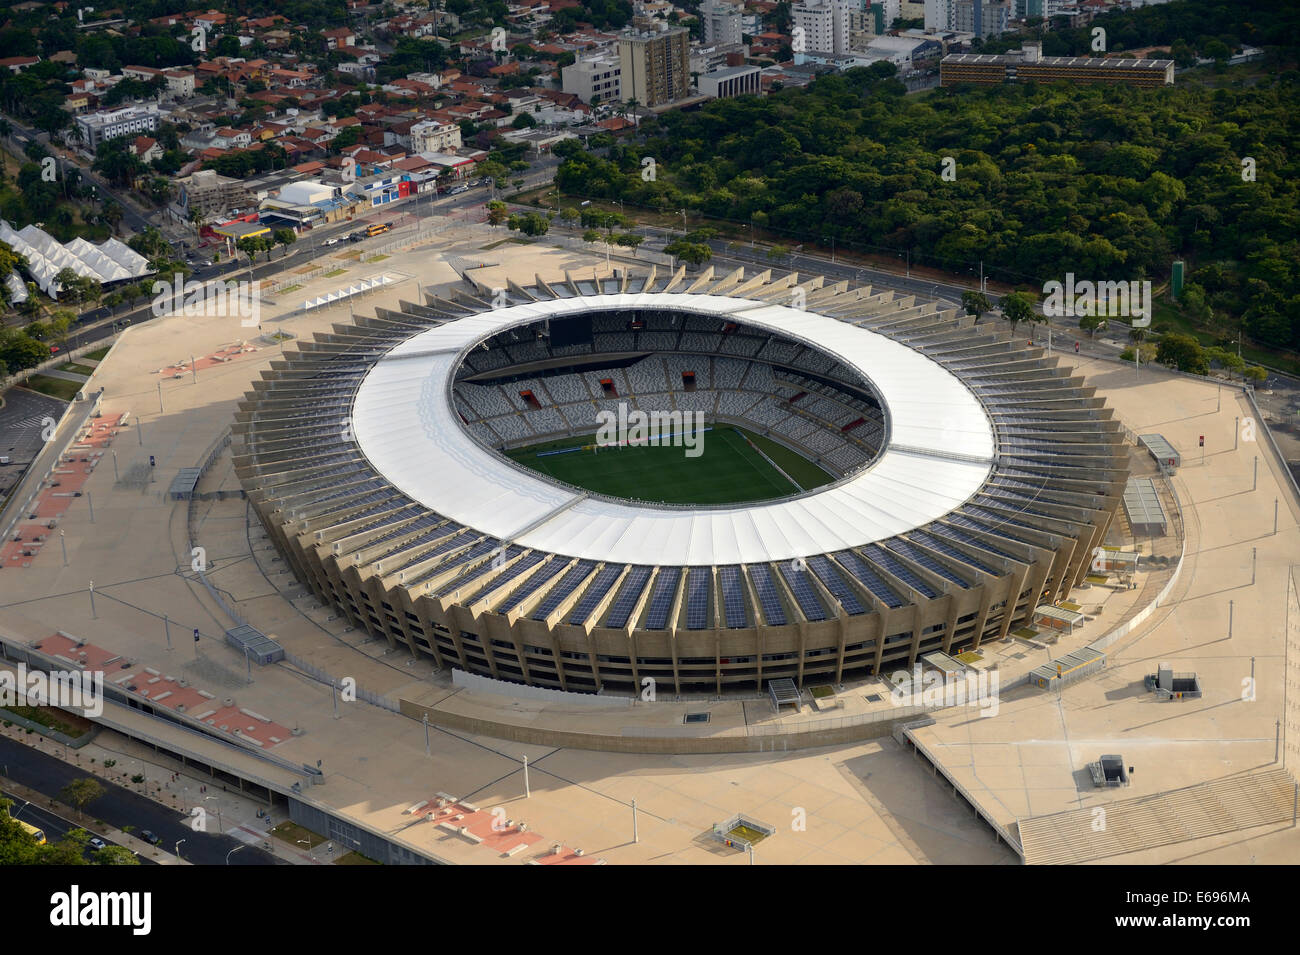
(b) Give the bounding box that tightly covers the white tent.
[0,220,152,298]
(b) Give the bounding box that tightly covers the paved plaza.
[0,227,1294,864]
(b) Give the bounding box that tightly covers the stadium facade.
[234,265,1128,695]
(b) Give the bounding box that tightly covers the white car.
[322,237,341,247]
[88,837,106,850]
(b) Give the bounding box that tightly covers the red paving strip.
[34,633,293,749]
[421,799,598,864]
[2,414,124,569]
[159,342,258,378]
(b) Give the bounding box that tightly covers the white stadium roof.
[352,293,996,566]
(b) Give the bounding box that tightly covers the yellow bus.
[16,820,46,845]
[364,222,392,237]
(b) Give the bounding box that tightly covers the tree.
[613,233,644,254]
[93,844,141,865]
[961,290,991,323]
[664,239,711,268]
[236,235,273,263]
[1155,332,1209,375]
[53,267,99,304]
[1000,291,1035,336]
[506,211,549,236]
[273,229,297,257]
[1078,313,1107,337]
[101,200,124,236]
[581,229,603,245]
[60,778,104,819]
[486,200,509,228]
[1243,365,1268,384]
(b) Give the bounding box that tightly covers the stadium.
[234,265,1129,695]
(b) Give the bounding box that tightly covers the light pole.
[204,795,223,833]
[174,838,186,858]
[226,845,245,864]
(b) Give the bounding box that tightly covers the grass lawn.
[323,268,349,277]
[83,346,111,361]
[278,284,302,294]
[23,376,79,401]
[58,362,95,376]
[1,705,91,738]
[270,821,327,849]
[506,426,832,505]
[809,685,834,699]
[335,851,381,865]
[365,253,390,262]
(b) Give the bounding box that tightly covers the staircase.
[1018,768,1296,865]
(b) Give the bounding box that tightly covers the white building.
[701,0,743,46]
[793,0,854,55]
[276,180,341,206]
[698,65,761,98]
[925,0,955,31]
[75,104,160,150]
[409,119,462,154]
[953,0,1009,37]
[561,54,622,104]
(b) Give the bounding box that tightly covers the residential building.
[410,119,463,154]
[562,54,623,104]
[173,168,252,218]
[793,0,853,55]
[701,0,743,46]
[0,55,40,73]
[618,26,690,107]
[953,0,1009,38]
[924,0,955,30]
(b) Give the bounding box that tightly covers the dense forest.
[559,72,1299,350]
[555,0,1300,351]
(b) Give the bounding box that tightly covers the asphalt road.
[0,736,279,865]
[3,786,156,863]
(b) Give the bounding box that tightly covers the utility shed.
[1034,604,1085,633]
[1122,479,1167,536]
[1030,647,1106,689]
[1139,434,1180,471]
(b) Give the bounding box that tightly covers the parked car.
[322,237,341,247]
[139,830,162,846]
[87,837,106,850]
[450,184,469,195]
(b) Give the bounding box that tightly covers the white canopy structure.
[5,271,27,303]
[301,274,396,312]
[352,293,997,566]
[0,220,151,298]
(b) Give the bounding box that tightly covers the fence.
[745,701,935,736]
[185,428,247,630]
[183,431,402,717]
[281,650,401,714]
[0,339,111,394]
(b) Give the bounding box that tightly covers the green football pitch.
[505,426,835,505]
